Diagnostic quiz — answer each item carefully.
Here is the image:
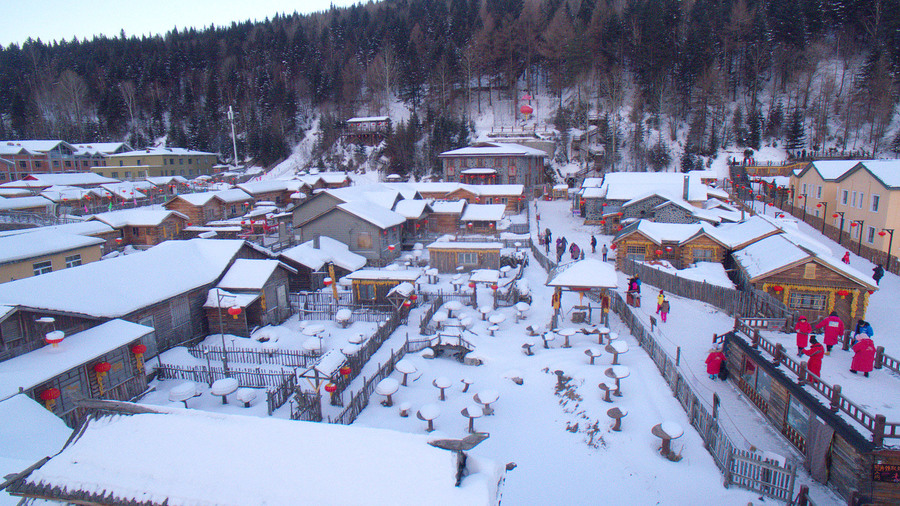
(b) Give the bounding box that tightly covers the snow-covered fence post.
[874,415,886,447]
[773,344,783,368]
[712,392,720,420]
[675,347,681,367]
[875,346,885,369]
[798,361,808,386]
[830,385,842,412]
[752,329,760,349]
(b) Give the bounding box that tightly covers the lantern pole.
[216,288,237,374]
[817,201,828,233]
[833,211,845,246]
[851,219,865,256]
[880,229,894,271]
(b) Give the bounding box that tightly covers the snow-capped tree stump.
[585,347,602,365]
[597,327,610,344]
[474,390,499,415]
[598,382,613,403]
[461,377,474,393]
[210,378,238,405]
[651,422,684,460]
[541,332,556,349]
[399,402,412,417]
[515,302,530,323]
[235,388,257,408]
[522,338,536,356]
[557,328,576,348]
[461,404,483,433]
[607,407,627,431]
[605,366,630,397]
[168,381,198,409]
[433,376,452,401]
[375,377,400,407]
[487,324,500,336]
[605,340,629,365]
[478,305,492,321]
[417,404,440,432]
[395,359,417,386]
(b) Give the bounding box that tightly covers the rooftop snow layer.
[804,160,860,180]
[90,209,187,228]
[598,172,710,202]
[858,160,900,188]
[547,259,617,289]
[217,259,283,291]
[0,196,53,211]
[427,241,503,250]
[439,141,548,157]
[430,200,467,214]
[461,204,505,222]
[336,201,405,229]
[0,230,104,265]
[0,172,118,188]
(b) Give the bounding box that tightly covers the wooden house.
[297,201,404,266]
[278,236,366,291]
[427,200,467,235]
[612,220,729,269]
[204,259,295,338]
[345,269,420,305]
[343,116,391,144]
[393,199,432,240]
[427,240,502,273]
[0,196,54,214]
[460,204,505,235]
[89,209,189,248]
[732,234,878,327]
[723,328,897,504]
[580,173,712,224]
[0,317,152,427]
[164,189,255,225]
[237,180,297,206]
[439,141,549,188]
[146,175,190,197]
[0,231,105,283]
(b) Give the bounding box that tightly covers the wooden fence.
[603,292,798,502]
[266,373,297,415]
[155,363,293,389]
[620,258,797,323]
[288,291,394,321]
[187,344,320,368]
[734,318,899,445]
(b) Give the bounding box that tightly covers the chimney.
[313,235,320,248]
[682,175,690,201]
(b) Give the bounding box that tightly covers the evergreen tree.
[748,108,761,150]
[785,109,806,155]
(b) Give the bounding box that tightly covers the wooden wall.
[427,248,500,273]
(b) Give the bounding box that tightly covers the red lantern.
[467,222,473,228]
[410,294,417,301]
[227,306,242,319]
[850,222,858,227]
[241,220,246,225]
[94,362,112,394]
[45,331,64,347]
[520,104,533,115]
[816,203,822,208]
[655,249,663,255]
[491,284,498,291]
[600,220,607,225]
[388,244,395,251]
[665,246,673,252]
[772,285,784,293]
[402,300,412,307]
[868,290,875,295]
[187,222,193,226]
[797,195,803,199]
[778,214,785,218]
[610,243,617,250]
[115,237,123,244]
[339,366,352,377]
[767,202,774,206]
[836,289,850,298]
[323,277,333,286]
[468,282,476,288]
[878,231,887,237]
[132,344,147,371]
[617,225,623,231]
[39,388,61,410]
[324,383,337,393]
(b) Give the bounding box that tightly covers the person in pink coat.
[850,337,877,377]
[804,336,825,383]
[705,348,726,380]
[815,311,844,354]
[795,316,812,356]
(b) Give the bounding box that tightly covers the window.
[132,227,140,236]
[858,193,864,209]
[801,183,807,194]
[692,248,715,262]
[188,158,193,165]
[458,251,477,264]
[163,159,167,165]
[34,160,42,168]
[125,171,131,178]
[788,292,826,310]
[786,396,812,436]
[32,260,52,276]
[170,158,175,165]
[189,169,193,175]
[119,161,124,166]
[179,158,184,165]
[64,160,72,168]
[18,161,25,168]
[53,160,59,167]
[816,186,822,199]
[872,194,880,212]
[357,283,375,300]
[803,263,816,279]
[851,191,857,207]
[111,172,118,178]
[65,254,82,268]
[626,245,645,262]
[356,232,373,249]
[136,159,141,165]
[867,226,875,244]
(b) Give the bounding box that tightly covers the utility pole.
[228,106,239,167]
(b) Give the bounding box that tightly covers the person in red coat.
[815,311,844,354]
[795,316,812,356]
[804,336,825,383]
[705,348,726,380]
[850,337,877,377]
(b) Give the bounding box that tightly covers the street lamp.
[816,201,828,233]
[850,220,865,256]
[879,229,894,271]
[799,193,808,221]
[216,288,239,374]
[832,212,845,246]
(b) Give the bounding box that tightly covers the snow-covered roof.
[595,172,710,202]
[237,180,292,194]
[428,241,503,250]
[461,168,497,175]
[0,239,247,318]
[0,188,31,197]
[854,160,900,188]
[90,209,188,228]
[712,216,782,249]
[280,237,367,272]
[114,146,217,157]
[203,288,259,308]
[174,189,253,206]
[461,204,505,222]
[430,200,467,214]
[10,409,501,505]
[0,230,104,265]
[0,196,53,211]
[615,220,723,246]
[336,201,405,229]
[469,269,500,283]
[217,259,290,291]
[39,185,93,202]
[0,394,72,481]
[73,142,132,155]
[581,177,603,188]
[439,141,548,157]
[346,269,421,282]
[0,319,153,400]
[393,199,431,219]
[146,175,189,186]
[0,220,115,239]
[347,116,390,123]
[547,259,617,289]
[0,172,118,188]
[799,160,860,181]
[318,173,351,184]
[0,140,75,155]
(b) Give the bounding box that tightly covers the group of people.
[794,312,878,381]
[539,228,611,263]
[840,251,885,286]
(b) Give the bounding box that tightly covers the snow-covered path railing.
[734,319,898,445]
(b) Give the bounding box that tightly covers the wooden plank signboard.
[873,463,900,483]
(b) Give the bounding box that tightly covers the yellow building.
[0,231,104,283]
[832,160,900,256]
[95,147,218,180]
[788,160,859,220]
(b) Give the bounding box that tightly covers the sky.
[0,0,365,46]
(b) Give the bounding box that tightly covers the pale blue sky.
[0,0,365,46]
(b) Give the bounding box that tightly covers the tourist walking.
[804,336,825,383]
[705,348,726,380]
[795,316,812,356]
[853,320,873,346]
[590,235,597,254]
[850,335,876,377]
[570,242,580,260]
[873,264,885,285]
[842,251,851,264]
[545,228,552,246]
[601,243,608,262]
[815,311,844,354]
[659,297,670,323]
[656,290,665,314]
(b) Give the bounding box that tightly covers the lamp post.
[216,288,238,374]
[850,220,865,256]
[799,193,808,221]
[816,201,828,233]
[879,229,894,271]
[832,212,845,246]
